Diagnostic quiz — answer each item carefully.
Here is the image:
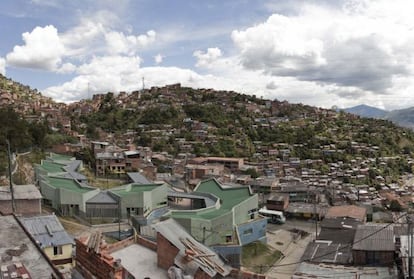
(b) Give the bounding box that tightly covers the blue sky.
[1,0,414,110]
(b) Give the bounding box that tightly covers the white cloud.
[154,54,163,64]
[23,0,414,110]
[231,0,414,94]
[6,25,65,71]
[56,62,77,74]
[30,0,59,7]
[105,30,156,55]
[44,55,141,102]
[60,16,109,58]
[0,57,5,75]
[193,47,223,68]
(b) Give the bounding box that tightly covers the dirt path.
[59,217,92,238]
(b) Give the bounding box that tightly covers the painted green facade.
[169,179,261,246]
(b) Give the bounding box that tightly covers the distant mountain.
[343,104,414,130]
[343,104,388,119]
[384,107,414,130]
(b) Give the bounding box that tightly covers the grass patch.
[242,241,283,274]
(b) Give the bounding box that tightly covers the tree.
[389,200,403,212]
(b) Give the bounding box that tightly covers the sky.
[1,0,414,110]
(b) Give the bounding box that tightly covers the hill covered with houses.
[2,74,414,192]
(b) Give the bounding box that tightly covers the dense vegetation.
[0,108,75,173]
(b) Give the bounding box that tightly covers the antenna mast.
[6,140,16,213]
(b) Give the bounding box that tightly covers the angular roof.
[44,176,95,193]
[40,158,86,181]
[0,215,60,278]
[317,228,356,244]
[170,178,254,220]
[48,153,73,161]
[110,183,164,197]
[301,241,352,264]
[0,184,42,200]
[320,217,362,230]
[127,172,152,184]
[86,191,118,204]
[352,224,394,251]
[294,262,398,279]
[19,214,74,248]
[40,160,66,173]
[325,205,367,221]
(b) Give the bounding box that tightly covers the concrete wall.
[149,184,169,210]
[236,218,267,246]
[39,179,58,208]
[209,211,234,245]
[0,199,41,216]
[233,194,259,225]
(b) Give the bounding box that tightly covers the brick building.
[0,184,42,215]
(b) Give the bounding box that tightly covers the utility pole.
[313,192,318,240]
[118,198,121,241]
[6,140,16,213]
[408,215,413,279]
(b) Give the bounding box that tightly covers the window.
[243,228,253,235]
[53,246,63,255]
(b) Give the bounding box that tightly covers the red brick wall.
[0,199,41,215]
[230,269,266,279]
[194,269,212,279]
[75,239,123,279]
[157,233,180,270]
[106,237,135,254]
[136,235,157,251]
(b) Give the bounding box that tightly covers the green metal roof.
[40,160,66,173]
[49,153,73,161]
[170,179,252,220]
[46,177,94,193]
[110,184,161,197]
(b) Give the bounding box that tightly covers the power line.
[245,212,409,269]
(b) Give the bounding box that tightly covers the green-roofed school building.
[167,178,267,267]
[109,183,170,218]
[36,153,170,223]
[39,175,99,216]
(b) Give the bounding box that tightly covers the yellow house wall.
[43,244,73,269]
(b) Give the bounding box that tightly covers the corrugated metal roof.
[325,205,367,221]
[19,215,74,248]
[302,241,352,264]
[317,228,356,244]
[320,217,362,230]
[293,262,398,279]
[352,224,394,251]
[127,172,152,184]
[0,185,42,200]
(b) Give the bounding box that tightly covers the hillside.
[68,85,414,166]
[2,76,414,185]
